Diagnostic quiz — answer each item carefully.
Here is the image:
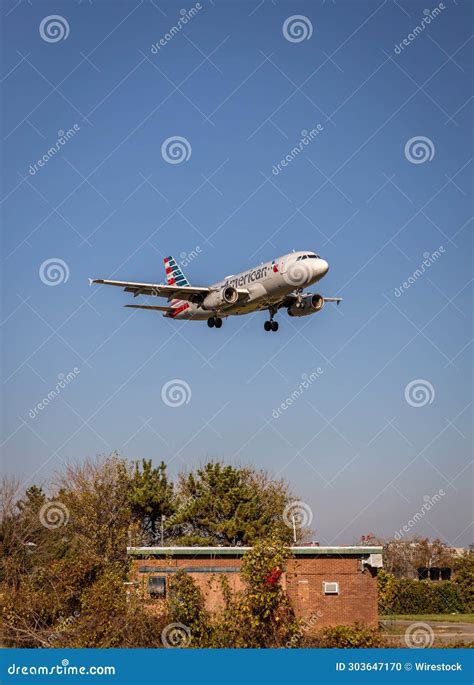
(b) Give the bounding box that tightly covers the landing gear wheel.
[207,318,215,328]
[265,305,278,331]
[214,317,222,328]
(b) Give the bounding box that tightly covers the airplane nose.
[319,259,329,275]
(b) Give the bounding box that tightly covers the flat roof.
[127,545,383,557]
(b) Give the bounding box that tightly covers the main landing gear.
[207,317,222,328]
[264,320,279,332]
[264,306,279,332]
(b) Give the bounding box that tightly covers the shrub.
[167,570,211,647]
[452,554,474,612]
[378,570,464,615]
[306,624,387,648]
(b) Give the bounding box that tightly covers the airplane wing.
[321,297,343,304]
[124,304,175,313]
[90,279,249,305]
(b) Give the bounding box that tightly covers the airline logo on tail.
[164,256,190,287]
[163,256,190,318]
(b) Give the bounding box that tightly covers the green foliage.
[307,624,387,648]
[0,458,305,648]
[161,538,300,648]
[170,462,295,546]
[129,460,174,544]
[378,569,464,615]
[167,570,211,647]
[62,566,164,648]
[452,553,474,612]
[210,537,300,648]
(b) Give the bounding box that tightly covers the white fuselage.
[167,251,329,320]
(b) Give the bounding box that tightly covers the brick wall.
[130,554,379,630]
[285,557,379,630]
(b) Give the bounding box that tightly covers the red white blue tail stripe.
[163,256,190,317]
[164,256,190,287]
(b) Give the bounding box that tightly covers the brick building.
[128,545,383,631]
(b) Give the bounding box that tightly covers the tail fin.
[163,256,190,287]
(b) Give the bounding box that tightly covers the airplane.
[90,250,342,332]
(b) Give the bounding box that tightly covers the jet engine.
[202,286,239,311]
[287,294,324,317]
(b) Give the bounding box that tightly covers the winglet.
[88,278,93,286]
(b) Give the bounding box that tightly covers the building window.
[323,581,339,595]
[148,576,166,598]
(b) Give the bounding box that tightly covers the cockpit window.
[297,254,321,260]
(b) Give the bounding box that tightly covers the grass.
[382,614,474,624]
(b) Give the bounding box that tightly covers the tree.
[57,454,133,566]
[0,480,56,588]
[128,460,174,544]
[169,462,297,546]
[380,537,456,578]
[411,538,456,569]
[58,566,166,648]
[0,457,310,648]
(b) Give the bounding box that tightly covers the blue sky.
[1,0,472,546]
